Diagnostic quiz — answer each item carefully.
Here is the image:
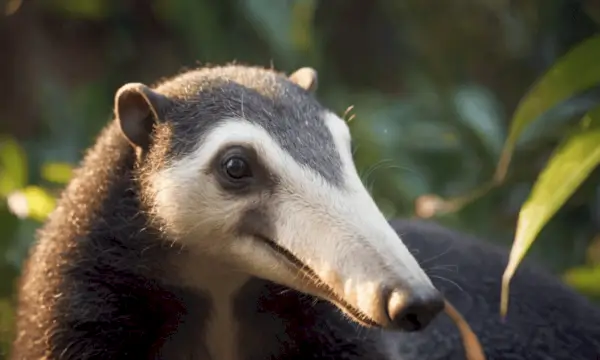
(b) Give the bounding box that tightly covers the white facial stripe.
[321,111,431,286]
[152,113,432,323]
[198,114,428,286]
[148,117,339,246]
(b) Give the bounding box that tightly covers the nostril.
[401,312,422,331]
[385,287,445,332]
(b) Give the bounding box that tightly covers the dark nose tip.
[385,287,445,331]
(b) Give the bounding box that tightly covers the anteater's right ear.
[289,67,318,93]
[114,83,173,150]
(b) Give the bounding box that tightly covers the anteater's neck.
[168,252,251,360]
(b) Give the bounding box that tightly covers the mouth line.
[253,234,382,328]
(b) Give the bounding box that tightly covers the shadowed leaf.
[495,35,600,183]
[0,298,14,359]
[41,0,111,20]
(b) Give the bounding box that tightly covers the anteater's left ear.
[289,67,318,93]
[114,83,173,151]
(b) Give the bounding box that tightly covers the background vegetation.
[1,0,600,357]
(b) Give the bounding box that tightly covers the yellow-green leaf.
[290,0,317,52]
[0,137,27,197]
[41,0,111,20]
[0,297,15,354]
[0,298,13,331]
[6,186,56,222]
[563,265,600,298]
[501,106,600,317]
[41,162,74,185]
[586,234,600,264]
[495,35,600,183]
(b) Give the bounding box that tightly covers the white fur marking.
[322,111,431,283]
[171,256,248,360]
[152,113,433,328]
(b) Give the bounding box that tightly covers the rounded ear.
[114,83,173,150]
[289,67,318,93]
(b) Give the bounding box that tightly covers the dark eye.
[223,156,252,180]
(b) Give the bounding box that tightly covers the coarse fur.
[11,64,600,360]
[390,219,600,360]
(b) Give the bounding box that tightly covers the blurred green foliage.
[1,0,600,358]
[450,35,600,315]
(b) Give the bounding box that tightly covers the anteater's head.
[114,65,444,332]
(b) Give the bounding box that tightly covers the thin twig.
[444,299,486,360]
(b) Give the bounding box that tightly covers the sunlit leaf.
[0,137,27,197]
[6,186,56,223]
[501,106,600,316]
[563,264,600,298]
[41,162,74,185]
[495,35,600,183]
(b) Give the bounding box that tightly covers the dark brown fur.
[11,65,600,360]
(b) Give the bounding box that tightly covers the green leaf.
[242,0,317,63]
[41,162,74,185]
[153,0,226,61]
[0,137,27,197]
[290,0,318,53]
[41,0,112,20]
[501,106,600,317]
[563,265,600,299]
[0,297,14,359]
[6,186,56,223]
[453,85,505,159]
[242,0,296,58]
[495,35,600,183]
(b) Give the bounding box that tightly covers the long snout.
[270,158,445,331]
[273,200,445,331]
[316,242,445,332]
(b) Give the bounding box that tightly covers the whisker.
[429,274,464,293]
[420,244,455,265]
[427,264,459,273]
[361,159,394,184]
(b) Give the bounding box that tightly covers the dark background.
[1,0,600,357]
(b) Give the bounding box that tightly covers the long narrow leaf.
[501,106,600,317]
[495,35,600,182]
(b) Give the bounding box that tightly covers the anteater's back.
[390,219,600,360]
